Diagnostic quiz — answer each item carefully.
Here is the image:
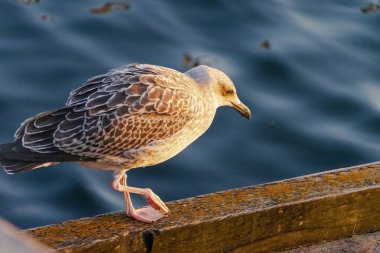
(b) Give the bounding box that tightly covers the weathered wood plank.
[282,231,380,252]
[25,162,380,253]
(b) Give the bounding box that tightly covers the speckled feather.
[13,64,212,169]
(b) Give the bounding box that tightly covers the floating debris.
[182,53,210,70]
[90,2,130,15]
[40,14,53,22]
[361,2,380,13]
[183,53,200,70]
[260,40,271,49]
[17,0,40,4]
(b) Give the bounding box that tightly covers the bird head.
[185,65,251,120]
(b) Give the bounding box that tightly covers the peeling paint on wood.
[26,162,380,253]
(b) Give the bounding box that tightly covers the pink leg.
[112,172,169,223]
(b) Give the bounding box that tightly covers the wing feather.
[53,64,200,158]
[14,64,200,160]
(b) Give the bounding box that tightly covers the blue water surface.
[0,0,380,228]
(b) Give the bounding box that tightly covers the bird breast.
[119,95,217,169]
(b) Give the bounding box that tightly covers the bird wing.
[49,64,202,158]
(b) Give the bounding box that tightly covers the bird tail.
[0,141,77,174]
[0,159,55,174]
[1,108,91,174]
[0,142,59,174]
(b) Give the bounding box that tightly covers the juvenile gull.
[0,64,251,222]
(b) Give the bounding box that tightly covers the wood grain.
[26,162,380,253]
[282,231,380,252]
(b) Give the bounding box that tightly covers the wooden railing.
[21,162,380,253]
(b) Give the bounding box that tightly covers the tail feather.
[0,141,81,162]
[0,141,85,174]
[0,159,49,174]
[1,107,94,174]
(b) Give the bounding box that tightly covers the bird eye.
[225,89,234,95]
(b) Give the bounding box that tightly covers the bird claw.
[127,206,167,223]
[143,190,170,214]
[112,172,169,222]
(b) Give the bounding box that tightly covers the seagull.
[0,64,251,223]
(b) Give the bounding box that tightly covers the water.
[0,0,379,229]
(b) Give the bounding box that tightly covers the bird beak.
[231,101,251,120]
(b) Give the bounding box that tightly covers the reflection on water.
[0,0,380,228]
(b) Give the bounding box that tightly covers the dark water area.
[1,0,380,229]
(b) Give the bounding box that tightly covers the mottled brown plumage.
[13,64,205,168]
[1,63,251,222]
